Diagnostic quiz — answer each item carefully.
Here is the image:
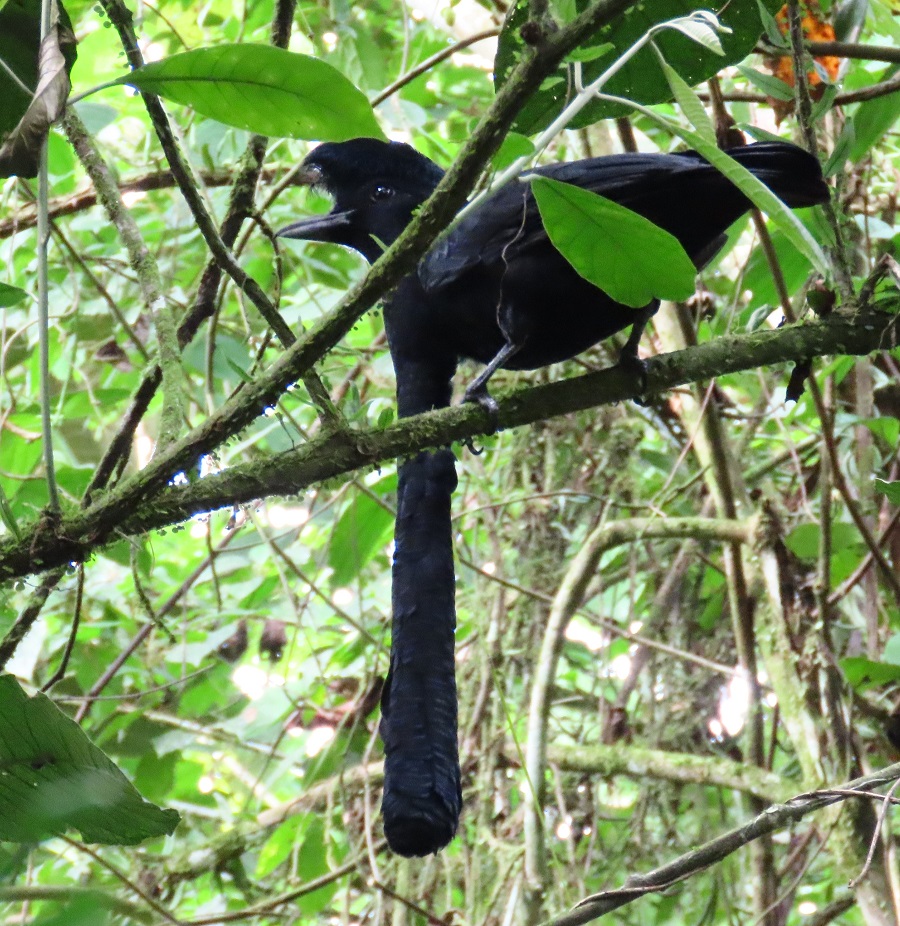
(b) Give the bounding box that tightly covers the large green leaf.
[531,175,696,307]
[494,0,784,134]
[876,478,900,505]
[849,64,900,162]
[115,44,384,141]
[0,675,180,844]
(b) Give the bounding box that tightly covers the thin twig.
[545,763,900,926]
[40,563,83,691]
[371,29,500,106]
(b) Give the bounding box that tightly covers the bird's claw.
[618,352,649,404]
[462,385,500,451]
[466,390,499,418]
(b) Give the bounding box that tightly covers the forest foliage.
[1,0,900,924]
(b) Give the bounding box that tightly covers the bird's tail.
[727,142,830,208]
[380,448,462,856]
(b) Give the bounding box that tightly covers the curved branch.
[523,513,753,903]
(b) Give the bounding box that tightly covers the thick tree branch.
[0,305,896,583]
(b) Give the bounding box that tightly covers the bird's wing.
[418,152,707,292]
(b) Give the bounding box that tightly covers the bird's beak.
[276,210,354,242]
[276,162,355,243]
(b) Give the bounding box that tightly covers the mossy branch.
[0,304,895,583]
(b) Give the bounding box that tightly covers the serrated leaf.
[531,176,697,308]
[0,675,180,844]
[115,45,383,142]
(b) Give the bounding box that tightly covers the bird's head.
[277,138,445,263]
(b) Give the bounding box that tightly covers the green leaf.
[785,522,859,560]
[609,105,830,278]
[531,176,697,308]
[0,675,180,844]
[665,13,729,55]
[736,65,795,102]
[756,0,788,48]
[741,123,794,145]
[849,65,900,161]
[566,42,615,64]
[495,0,785,133]
[0,484,22,539]
[114,45,384,141]
[823,119,855,177]
[863,417,899,448]
[0,281,28,307]
[654,47,716,145]
[875,478,900,505]
[741,227,816,312]
[491,132,535,171]
[329,474,396,587]
[841,657,900,690]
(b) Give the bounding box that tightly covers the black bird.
[279,137,829,415]
[278,137,829,857]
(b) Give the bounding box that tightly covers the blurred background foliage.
[1,0,900,924]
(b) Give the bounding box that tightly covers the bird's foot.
[617,351,649,404]
[464,386,499,417]
[462,384,499,451]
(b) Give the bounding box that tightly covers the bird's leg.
[617,302,658,396]
[463,340,522,419]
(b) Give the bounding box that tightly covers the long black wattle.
[381,447,462,856]
[379,347,462,857]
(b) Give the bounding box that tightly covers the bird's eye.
[372,185,394,201]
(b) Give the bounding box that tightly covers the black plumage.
[278,136,829,856]
[280,137,829,412]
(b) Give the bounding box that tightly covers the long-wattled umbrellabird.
[278,137,829,857]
